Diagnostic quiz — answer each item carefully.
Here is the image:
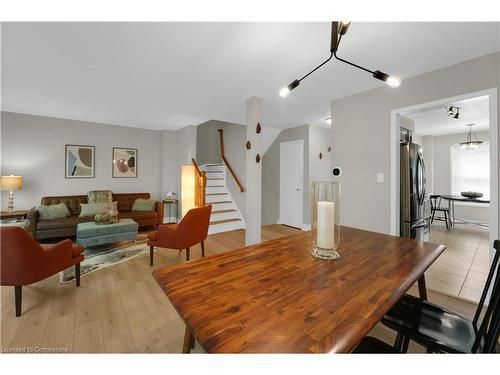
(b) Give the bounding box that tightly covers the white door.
[280,139,304,228]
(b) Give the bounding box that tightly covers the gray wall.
[331,51,500,234]
[172,125,197,215]
[309,125,334,225]
[262,125,309,226]
[431,130,490,222]
[1,111,164,209]
[196,120,247,220]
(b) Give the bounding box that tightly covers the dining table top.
[153,226,446,353]
[438,194,490,203]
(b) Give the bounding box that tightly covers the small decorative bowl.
[461,191,483,199]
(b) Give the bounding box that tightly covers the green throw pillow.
[37,202,71,220]
[132,198,155,212]
[79,202,118,217]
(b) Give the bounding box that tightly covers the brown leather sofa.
[27,193,163,240]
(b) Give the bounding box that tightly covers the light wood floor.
[0,224,300,353]
[0,224,487,353]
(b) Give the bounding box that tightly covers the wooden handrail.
[192,158,201,175]
[191,158,206,207]
[217,129,245,193]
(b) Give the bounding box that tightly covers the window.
[450,142,490,199]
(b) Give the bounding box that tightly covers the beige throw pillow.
[79,202,118,218]
[87,190,112,204]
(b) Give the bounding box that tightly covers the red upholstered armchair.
[0,226,84,316]
[147,205,212,265]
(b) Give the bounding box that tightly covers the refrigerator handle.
[416,155,421,205]
[416,154,426,206]
[421,157,426,203]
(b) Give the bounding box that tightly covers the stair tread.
[210,218,242,225]
[206,185,225,188]
[206,193,228,196]
[206,171,223,173]
[207,201,232,205]
[212,209,237,214]
[206,178,224,180]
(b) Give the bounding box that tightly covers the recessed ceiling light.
[325,117,332,125]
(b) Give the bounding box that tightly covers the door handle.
[295,188,301,192]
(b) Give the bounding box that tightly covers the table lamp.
[1,175,23,212]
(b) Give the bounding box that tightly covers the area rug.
[59,236,149,283]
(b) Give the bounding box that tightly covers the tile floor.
[427,220,491,303]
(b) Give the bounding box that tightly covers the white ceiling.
[2,22,500,130]
[406,95,490,136]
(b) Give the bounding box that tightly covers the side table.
[163,199,179,223]
[0,209,29,220]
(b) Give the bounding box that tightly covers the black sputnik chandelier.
[279,22,401,98]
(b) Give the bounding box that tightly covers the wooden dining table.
[438,194,490,228]
[153,226,446,353]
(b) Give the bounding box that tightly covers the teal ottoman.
[76,219,138,247]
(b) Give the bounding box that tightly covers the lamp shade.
[181,166,196,218]
[1,175,23,191]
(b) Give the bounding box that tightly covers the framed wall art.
[112,147,138,178]
[65,144,95,178]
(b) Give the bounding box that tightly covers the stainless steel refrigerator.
[400,141,430,241]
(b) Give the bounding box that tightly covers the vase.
[311,181,341,260]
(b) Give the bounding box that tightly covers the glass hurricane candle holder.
[311,181,341,260]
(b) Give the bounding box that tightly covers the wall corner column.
[245,96,263,245]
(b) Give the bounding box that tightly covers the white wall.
[331,51,500,234]
[0,112,169,210]
[431,131,490,222]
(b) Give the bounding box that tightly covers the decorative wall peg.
[256,154,261,163]
[256,123,261,134]
[246,141,251,150]
[319,152,323,159]
[328,146,332,152]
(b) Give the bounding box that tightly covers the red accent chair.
[0,226,85,317]
[147,205,212,265]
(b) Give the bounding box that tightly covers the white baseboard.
[276,219,311,231]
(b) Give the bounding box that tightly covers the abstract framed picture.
[65,144,95,178]
[112,147,138,178]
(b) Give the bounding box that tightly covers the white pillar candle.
[317,201,335,249]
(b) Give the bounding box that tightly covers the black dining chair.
[380,240,500,353]
[430,195,451,230]
[352,336,401,353]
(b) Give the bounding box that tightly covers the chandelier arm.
[297,52,334,82]
[333,50,376,75]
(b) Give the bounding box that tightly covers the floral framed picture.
[112,147,138,178]
[65,144,95,178]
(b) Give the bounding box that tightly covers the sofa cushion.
[79,202,118,218]
[88,190,112,204]
[37,215,93,231]
[41,195,87,216]
[118,210,157,221]
[113,193,151,212]
[37,202,70,220]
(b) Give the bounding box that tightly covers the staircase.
[203,163,246,235]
